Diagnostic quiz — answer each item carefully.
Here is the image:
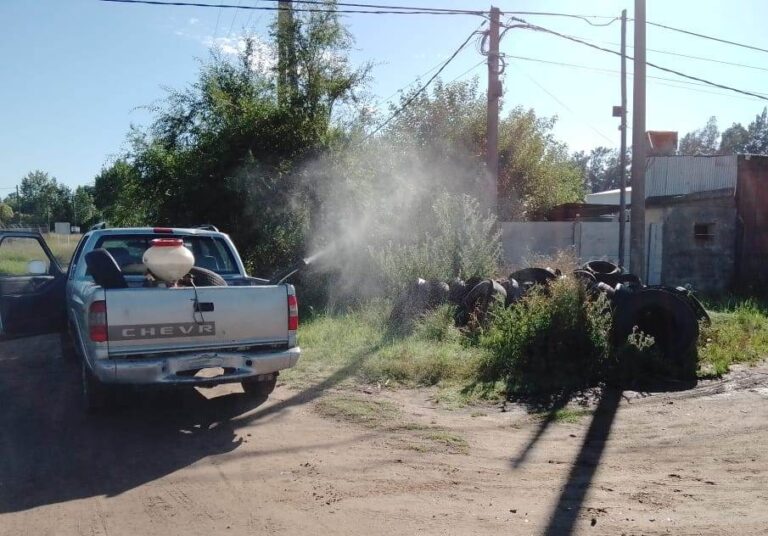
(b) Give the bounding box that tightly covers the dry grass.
[0,234,80,275]
[315,394,469,454]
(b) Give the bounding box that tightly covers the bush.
[478,278,611,395]
[372,193,500,293]
[698,301,768,377]
[610,327,670,385]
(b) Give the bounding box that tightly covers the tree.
[378,78,584,220]
[72,186,98,227]
[0,203,13,224]
[572,147,628,193]
[744,107,768,154]
[679,116,720,155]
[719,123,749,154]
[94,2,368,275]
[17,170,72,225]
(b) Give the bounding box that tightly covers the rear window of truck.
[94,235,239,275]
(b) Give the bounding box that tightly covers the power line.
[505,17,768,103]
[259,0,484,14]
[226,0,242,37]
[99,0,486,16]
[502,11,618,27]
[508,62,614,143]
[505,54,768,104]
[564,33,768,74]
[504,54,768,99]
[361,22,485,142]
[645,20,768,55]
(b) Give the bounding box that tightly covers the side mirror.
[27,260,47,275]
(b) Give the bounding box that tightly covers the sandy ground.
[1,334,767,535]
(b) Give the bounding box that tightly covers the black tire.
[242,375,278,398]
[82,360,110,414]
[461,279,506,325]
[583,260,621,276]
[617,273,643,288]
[572,269,597,285]
[509,267,557,291]
[189,266,227,287]
[499,278,523,306]
[613,288,699,369]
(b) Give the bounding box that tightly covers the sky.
[1,0,767,193]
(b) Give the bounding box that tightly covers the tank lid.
[151,238,184,248]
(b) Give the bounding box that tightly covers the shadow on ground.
[0,335,378,513]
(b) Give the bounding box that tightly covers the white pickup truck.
[0,226,300,412]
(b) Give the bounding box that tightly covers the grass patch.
[541,408,593,424]
[283,302,492,396]
[315,394,468,454]
[419,430,469,453]
[698,302,768,377]
[315,395,400,428]
[0,234,79,275]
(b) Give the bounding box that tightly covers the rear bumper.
[92,347,300,385]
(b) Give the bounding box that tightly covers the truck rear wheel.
[242,375,277,398]
[82,360,110,414]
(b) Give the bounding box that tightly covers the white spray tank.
[143,238,195,283]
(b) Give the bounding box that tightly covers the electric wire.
[258,0,485,14]
[507,62,614,143]
[563,33,768,74]
[361,22,485,142]
[504,54,768,98]
[504,54,768,103]
[645,19,768,55]
[226,0,242,36]
[502,11,618,27]
[99,0,486,16]
[505,17,768,103]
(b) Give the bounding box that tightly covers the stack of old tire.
[389,260,707,378]
[576,260,708,375]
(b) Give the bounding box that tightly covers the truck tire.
[189,266,227,287]
[82,360,110,414]
[242,375,278,398]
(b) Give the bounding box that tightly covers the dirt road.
[1,334,767,535]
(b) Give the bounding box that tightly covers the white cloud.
[188,17,200,25]
[203,35,277,73]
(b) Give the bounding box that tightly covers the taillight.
[288,294,298,331]
[153,227,173,234]
[89,300,108,343]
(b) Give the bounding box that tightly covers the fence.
[501,221,662,284]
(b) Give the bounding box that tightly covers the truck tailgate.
[104,286,288,356]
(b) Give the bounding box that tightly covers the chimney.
[646,131,678,156]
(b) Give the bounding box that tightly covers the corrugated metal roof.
[646,155,737,198]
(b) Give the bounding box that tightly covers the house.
[502,151,768,295]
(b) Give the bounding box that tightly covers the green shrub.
[698,301,768,377]
[478,278,611,395]
[610,327,670,384]
[372,193,500,292]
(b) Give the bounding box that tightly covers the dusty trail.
[1,334,767,535]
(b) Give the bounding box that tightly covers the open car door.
[0,232,66,339]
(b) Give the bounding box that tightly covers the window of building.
[694,223,715,241]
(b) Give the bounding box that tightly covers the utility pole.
[617,9,628,268]
[486,6,501,216]
[277,0,296,107]
[629,0,647,280]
